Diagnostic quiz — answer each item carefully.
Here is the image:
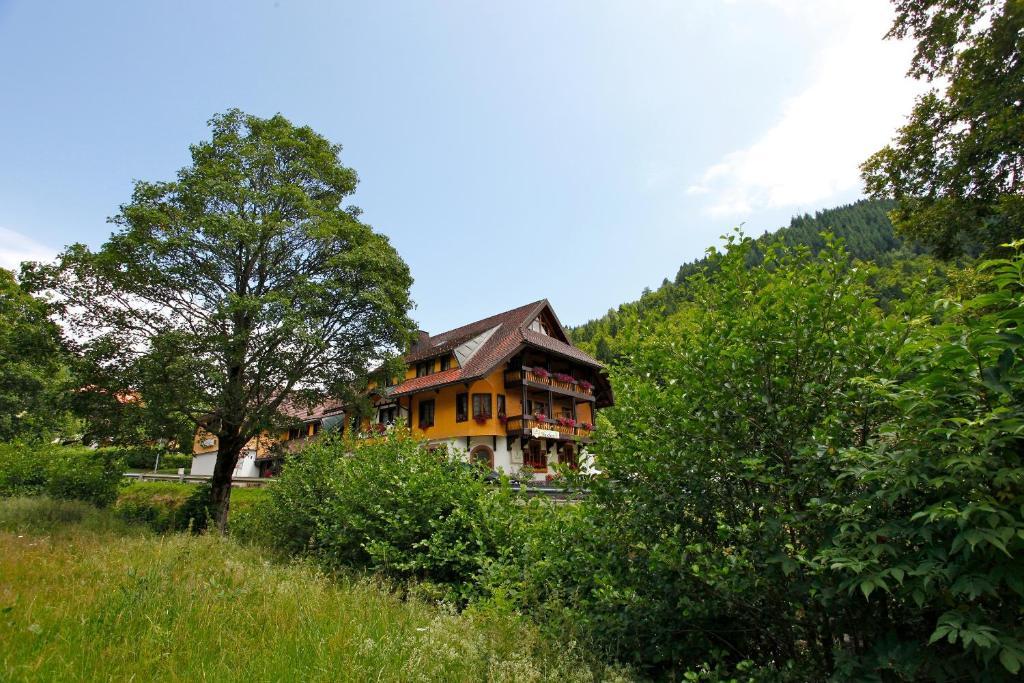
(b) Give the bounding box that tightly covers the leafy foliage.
[816,244,1024,679]
[862,0,1024,256]
[0,443,124,507]
[263,427,522,603]
[29,109,415,530]
[0,269,75,442]
[511,235,902,678]
[501,235,1024,679]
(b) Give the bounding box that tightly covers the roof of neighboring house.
[387,299,607,400]
[277,399,345,422]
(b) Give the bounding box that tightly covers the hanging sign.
[531,427,560,440]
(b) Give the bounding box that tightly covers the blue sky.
[0,0,919,333]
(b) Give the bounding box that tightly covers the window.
[527,399,548,417]
[440,355,451,371]
[559,443,578,469]
[496,394,506,418]
[418,399,435,429]
[379,405,397,424]
[456,392,468,422]
[525,441,547,470]
[529,317,550,335]
[472,393,492,419]
[470,444,494,469]
[416,361,433,377]
[288,427,301,440]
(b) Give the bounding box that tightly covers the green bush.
[264,428,522,603]
[45,447,125,507]
[0,442,49,497]
[109,446,191,471]
[0,443,125,507]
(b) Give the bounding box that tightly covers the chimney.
[416,330,430,345]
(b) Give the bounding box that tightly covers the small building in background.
[189,401,344,478]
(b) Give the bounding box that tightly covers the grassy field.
[0,497,622,682]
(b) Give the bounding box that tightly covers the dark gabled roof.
[403,300,546,363]
[388,299,606,400]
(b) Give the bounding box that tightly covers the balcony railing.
[504,366,595,399]
[503,414,594,441]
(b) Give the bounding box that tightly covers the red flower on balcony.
[555,417,577,428]
[578,380,594,392]
[553,372,574,384]
[474,415,489,425]
[534,413,547,422]
[580,421,593,431]
[498,413,508,424]
[532,367,550,379]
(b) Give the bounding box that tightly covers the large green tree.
[34,110,415,531]
[862,0,1024,257]
[505,235,904,677]
[0,268,73,441]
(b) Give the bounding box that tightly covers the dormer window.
[440,355,451,371]
[529,317,551,336]
[415,360,433,377]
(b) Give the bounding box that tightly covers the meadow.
[0,496,618,682]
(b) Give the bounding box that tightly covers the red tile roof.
[278,399,345,421]
[386,367,464,395]
[388,299,605,399]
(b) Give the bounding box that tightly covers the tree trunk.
[211,432,244,534]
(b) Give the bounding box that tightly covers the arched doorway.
[469,444,494,469]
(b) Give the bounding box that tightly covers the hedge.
[0,443,125,507]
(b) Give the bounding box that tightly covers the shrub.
[514,235,899,678]
[0,442,49,497]
[45,447,125,507]
[0,443,125,507]
[264,428,522,602]
[109,446,191,471]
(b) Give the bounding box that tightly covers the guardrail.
[123,472,582,498]
[123,472,274,487]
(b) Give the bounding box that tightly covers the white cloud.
[689,0,925,218]
[0,227,57,272]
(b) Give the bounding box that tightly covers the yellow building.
[363,299,613,478]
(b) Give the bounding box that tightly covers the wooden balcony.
[503,414,594,442]
[504,366,596,401]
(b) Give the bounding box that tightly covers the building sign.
[531,427,560,440]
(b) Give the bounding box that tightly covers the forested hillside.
[571,198,932,361]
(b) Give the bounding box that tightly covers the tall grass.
[0,498,626,682]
